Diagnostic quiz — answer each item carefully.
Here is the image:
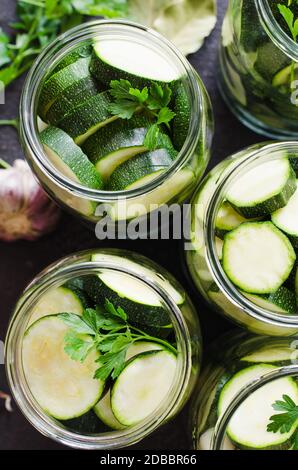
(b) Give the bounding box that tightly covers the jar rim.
[212,363,298,450]
[20,19,203,202]
[205,141,298,329]
[255,0,298,62]
[5,249,193,449]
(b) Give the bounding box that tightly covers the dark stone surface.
[0,0,264,450]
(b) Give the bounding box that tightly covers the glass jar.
[5,248,201,450]
[191,331,298,450]
[186,141,298,336]
[20,20,213,231]
[219,0,298,138]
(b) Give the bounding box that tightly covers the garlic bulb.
[0,391,12,412]
[0,159,60,241]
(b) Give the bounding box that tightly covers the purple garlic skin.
[0,159,60,241]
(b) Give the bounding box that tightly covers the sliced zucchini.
[226,158,296,218]
[93,341,163,430]
[40,126,103,189]
[222,222,296,294]
[83,272,172,329]
[38,57,90,120]
[172,83,191,151]
[63,409,104,433]
[290,155,298,176]
[46,76,101,126]
[90,39,180,88]
[109,167,195,220]
[91,252,185,305]
[29,286,84,325]
[23,315,104,420]
[215,201,251,239]
[215,237,224,260]
[272,63,298,88]
[272,181,298,248]
[51,44,92,75]
[58,92,117,145]
[107,148,176,191]
[94,391,125,431]
[111,350,177,426]
[218,364,298,449]
[82,116,152,180]
[241,286,297,315]
[295,266,298,300]
[241,346,296,363]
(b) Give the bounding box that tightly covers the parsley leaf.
[278,3,298,40]
[109,79,175,150]
[267,394,298,437]
[60,299,176,382]
[64,330,95,362]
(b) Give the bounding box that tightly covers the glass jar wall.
[219,0,298,138]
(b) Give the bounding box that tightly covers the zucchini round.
[23,315,104,420]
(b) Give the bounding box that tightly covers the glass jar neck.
[204,141,298,329]
[255,0,298,61]
[5,253,192,449]
[212,364,298,450]
[20,19,202,202]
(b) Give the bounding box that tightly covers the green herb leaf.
[59,312,95,335]
[267,395,298,435]
[156,106,175,126]
[64,330,95,362]
[147,82,172,110]
[104,299,127,322]
[0,28,11,68]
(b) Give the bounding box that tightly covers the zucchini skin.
[52,44,92,75]
[172,83,191,151]
[38,57,91,120]
[107,148,177,191]
[82,275,172,330]
[57,92,115,143]
[229,167,297,218]
[46,76,102,126]
[40,126,103,189]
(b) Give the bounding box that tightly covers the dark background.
[0,0,264,450]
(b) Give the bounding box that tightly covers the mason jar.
[219,0,298,138]
[191,331,298,450]
[186,141,298,336]
[20,20,213,232]
[5,248,201,450]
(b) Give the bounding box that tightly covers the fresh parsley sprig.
[267,394,298,449]
[59,299,176,382]
[109,79,176,150]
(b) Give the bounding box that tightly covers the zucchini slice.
[272,181,298,248]
[241,346,296,364]
[172,83,191,151]
[110,167,195,220]
[46,76,101,126]
[107,148,176,191]
[215,201,251,239]
[38,57,91,119]
[222,222,296,294]
[29,286,84,325]
[241,286,297,315]
[272,63,298,88]
[82,116,152,179]
[226,158,296,218]
[94,341,163,430]
[40,126,103,190]
[90,39,180,88]
[58,92,117,145]
[83,272,172,329]
[23,315,104,420]
[91,253,185,305]
[51,44,92,75]
[111,350,177,426]
[218,364,298,449]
